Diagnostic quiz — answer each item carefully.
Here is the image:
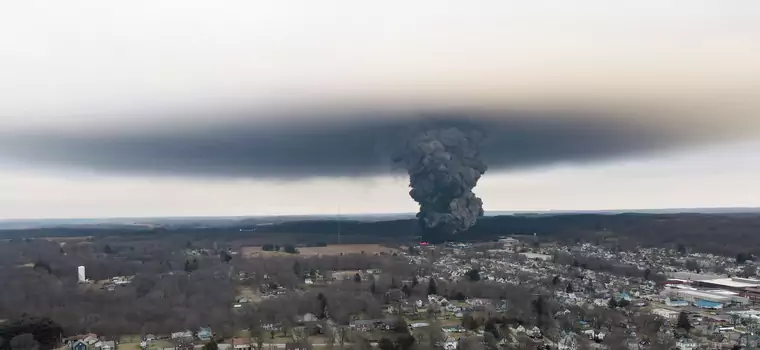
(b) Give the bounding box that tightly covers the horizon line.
[2,205,760,222]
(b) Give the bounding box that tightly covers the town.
[3,227,760,350]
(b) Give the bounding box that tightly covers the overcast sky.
[1,0,759,219]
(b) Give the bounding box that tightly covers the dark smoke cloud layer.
[0,109,718,179]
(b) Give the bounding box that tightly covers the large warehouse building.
[665,287,750,307]
[695,277,760,291]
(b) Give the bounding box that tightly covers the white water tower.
[77,265,86,283]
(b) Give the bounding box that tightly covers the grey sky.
[1,0,759,218]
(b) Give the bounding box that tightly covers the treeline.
[257,213,760,257]
[5,213,760,257]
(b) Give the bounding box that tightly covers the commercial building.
[520,252,552,261]
[498,237,520,252]
[665,288,749,307]
[652,308,679,320]
[694,300,723,309]
[695,277,760,291]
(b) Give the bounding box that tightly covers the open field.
[242,244,399,257]
[40,236,93,242]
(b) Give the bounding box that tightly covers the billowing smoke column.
[395,125,488,238]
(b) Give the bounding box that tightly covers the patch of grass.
[440,319,462,327]
[119,335,143,343]
[118,343,142,350]
[264,336,294,344]
[148,340,175,350]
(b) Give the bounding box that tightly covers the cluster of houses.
[63,334,115,350]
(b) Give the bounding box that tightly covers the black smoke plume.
[394,123,488,236]
[0,109,734,180]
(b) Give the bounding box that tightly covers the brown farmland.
[241,244,399,257]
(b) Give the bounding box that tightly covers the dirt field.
[40,236,93,243]
[242,244,399,257]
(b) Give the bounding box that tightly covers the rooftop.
[672,289,732,302]
[702,278,760,288]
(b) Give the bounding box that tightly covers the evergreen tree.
[532,295,547,329]
[552,275,560,286]
[484,318,500,340]
[462,314,478,331]
[401,284,411,297]
[293,261,302,277]
[608,297,618,309]
[483,332,498,350]
[565,283,574,293]
[203,340,218,350]
[378,338,395,350]
[427,278,438,295]
[317,293,328,319]
[465,269,481,282]
[677,311,692,332]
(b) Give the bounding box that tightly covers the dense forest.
[2,213,759,256]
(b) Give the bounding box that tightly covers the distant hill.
[4,207,759,230]
[2,211,760,256]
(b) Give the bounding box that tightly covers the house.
[96,340,116,350]
[71,340,88,350]
[350,319,376,331]
[66,334,99,348]
[442,337,458,350]
[171,330,193,340]
[232,338,252,350]
[173,342,195,350]
[499,237,520,252]
[197,327,214,341]
[299,313,318,323]
[652,308,679,320]
[526,326,542,338]
[557,334,578,350]
[676,339,698,350]
[409,322,429,329]
[263,323,281,332]
[582,330,605,342]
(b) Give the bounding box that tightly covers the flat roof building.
[696,277,760,290]
[665,288,750,306]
